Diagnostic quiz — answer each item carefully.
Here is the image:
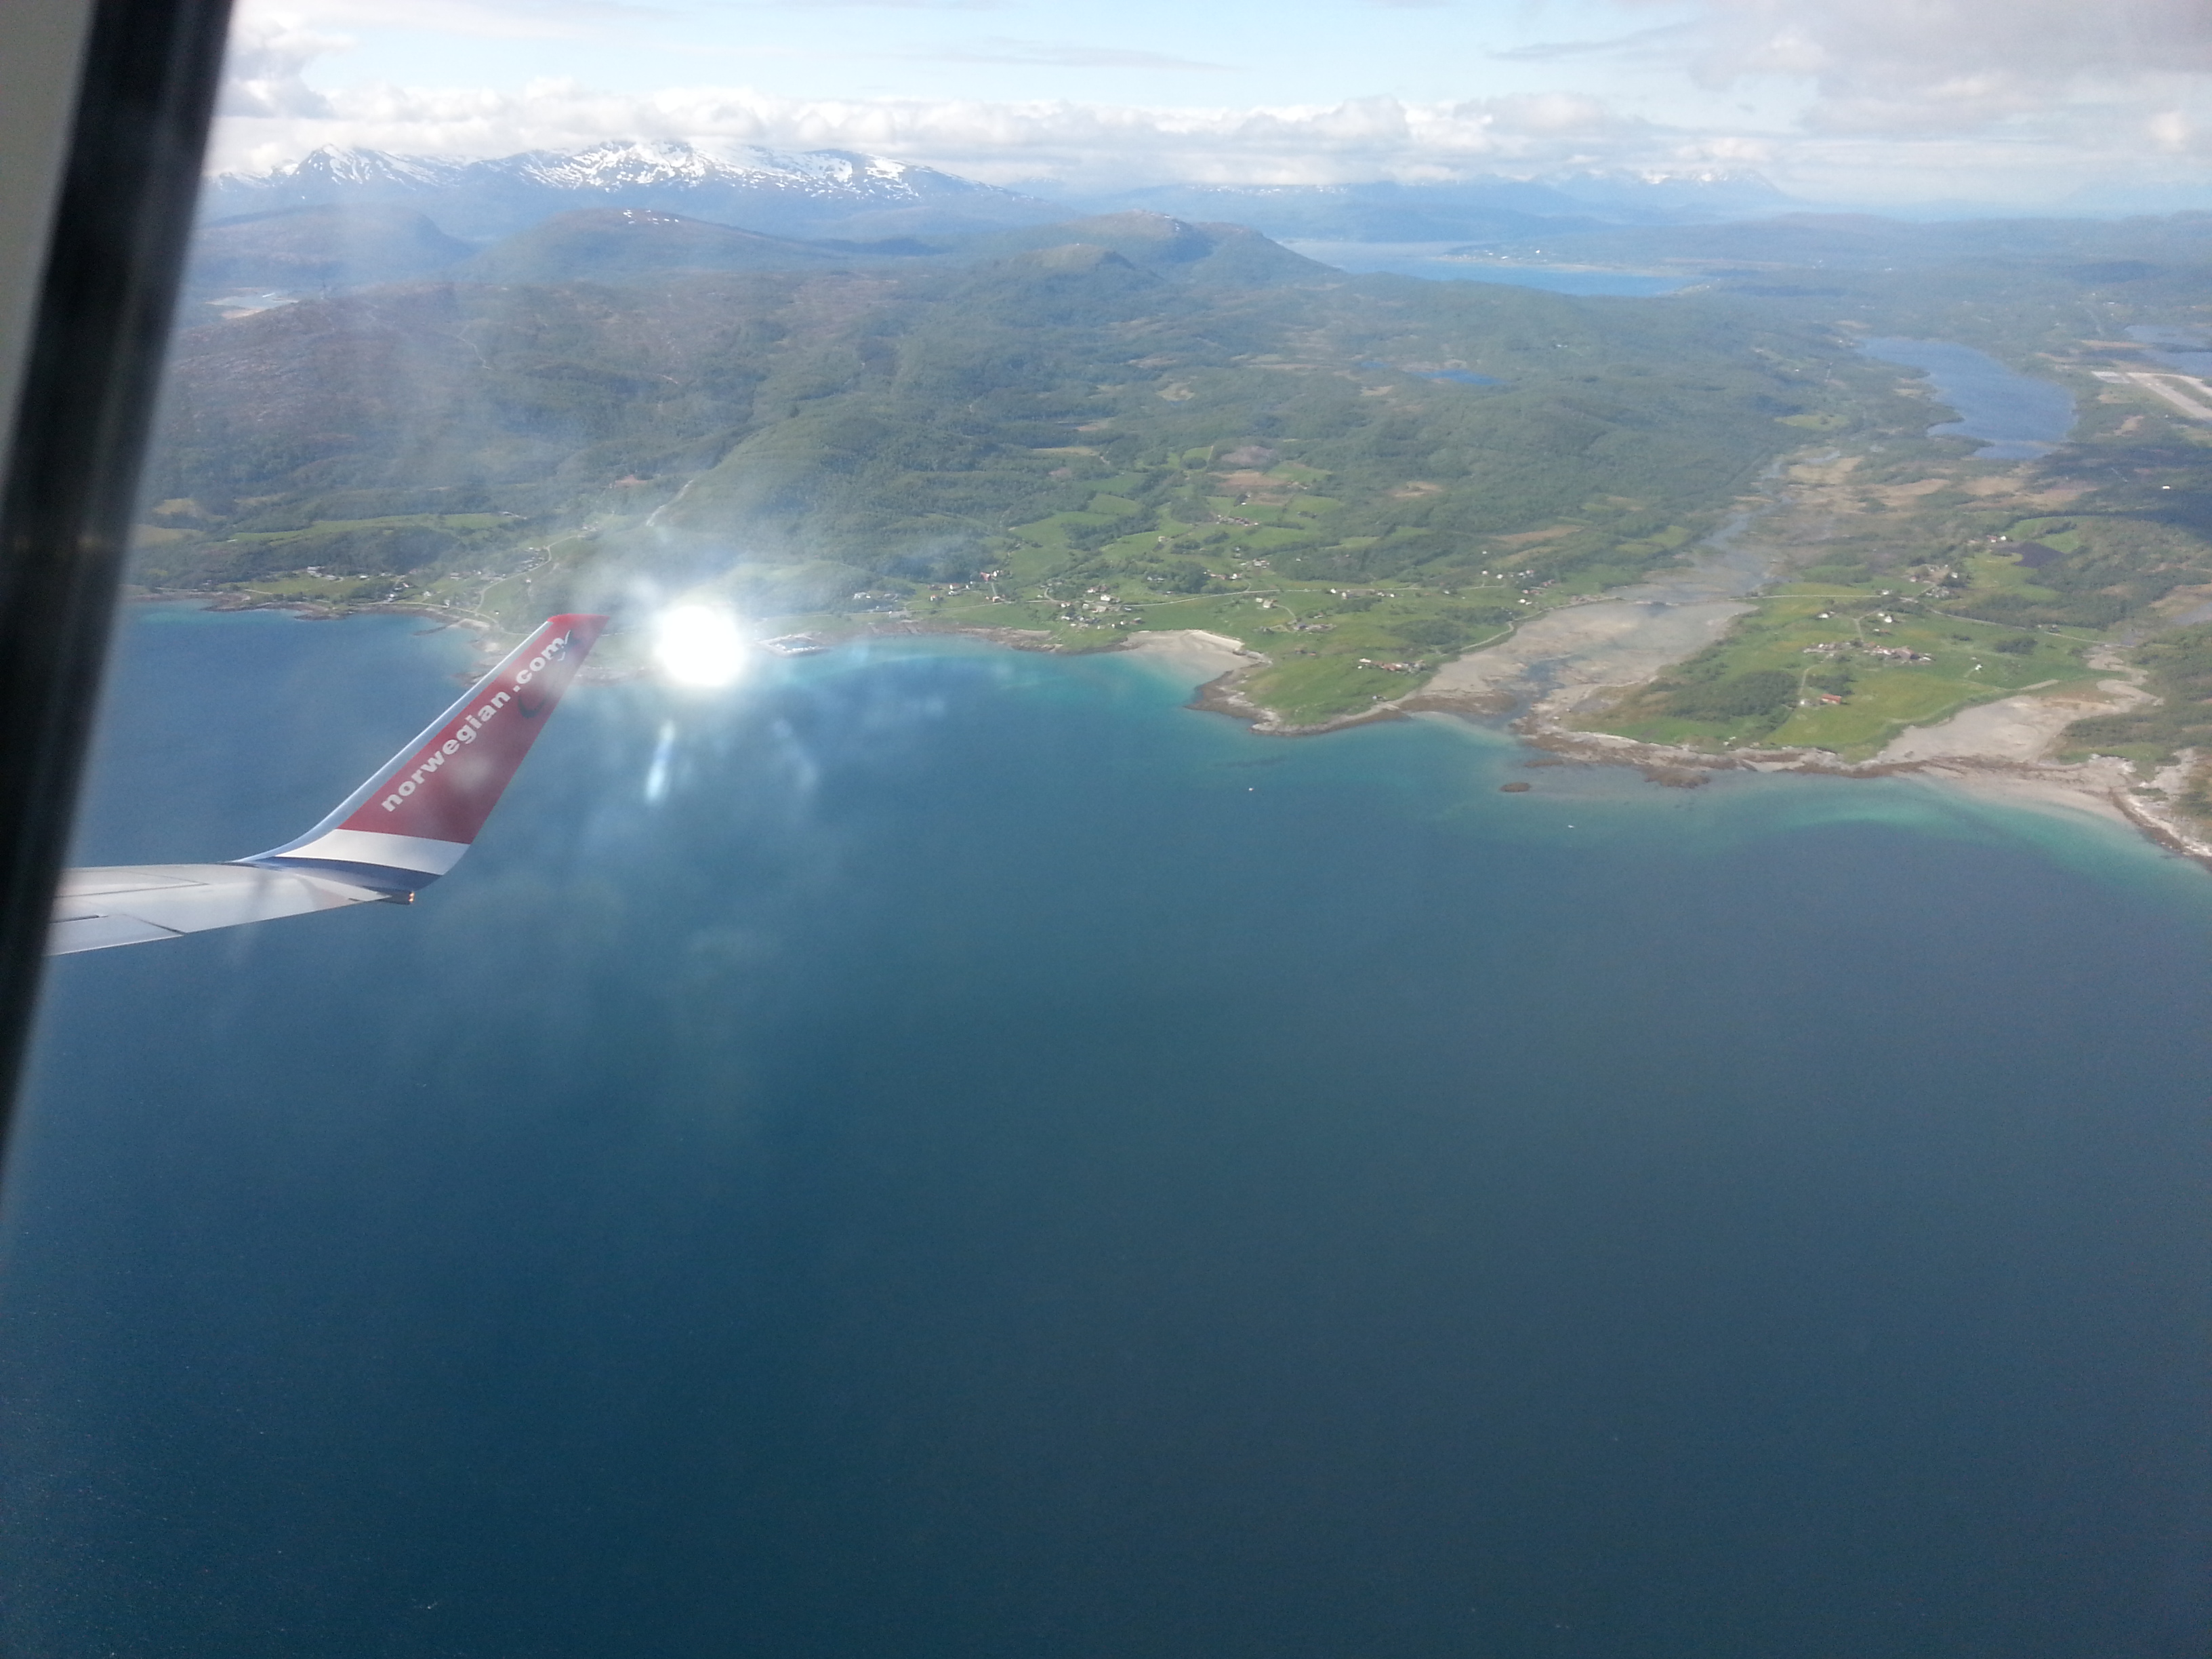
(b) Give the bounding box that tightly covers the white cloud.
[219,16,346,117]
[232,0,673,43]
[1644,0,2212,136]
[208,75,1664,188]
[903,41,1235,72]
[208,0,2212,205]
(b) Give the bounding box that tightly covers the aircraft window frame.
[0,0,236,1160]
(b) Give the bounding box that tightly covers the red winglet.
[247,615,609,884]
[344,614,608,845]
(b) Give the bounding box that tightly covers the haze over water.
[3,606,2211,1657]
[1288,241,1692,295]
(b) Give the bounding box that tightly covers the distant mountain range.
[188,144,1811,312]
[205,143,1797,249]
[187,203,475,298]
[189,142,2212,326]
[1071,171,1795,243]
[201,140,1066,242]
[180,201,1329,321]
[447,206,1323,288]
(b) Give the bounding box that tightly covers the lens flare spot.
[653,605,747,687]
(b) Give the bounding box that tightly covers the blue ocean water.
[1861,338,2078,459]
[4,606,2212,1657]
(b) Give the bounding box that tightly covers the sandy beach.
[1116,628,1264,684]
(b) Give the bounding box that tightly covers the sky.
[210,0,2212,209]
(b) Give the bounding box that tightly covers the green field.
[884,456,1552,716]
[126,239,1847,718]
[123,213,2212,741]
[1587,580,2100,758]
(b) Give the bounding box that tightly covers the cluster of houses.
[1357,658,1420,674]
[1801,641,1931,663]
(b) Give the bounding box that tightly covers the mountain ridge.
[203,140,1067,241]
[205,143,1799,249]
[178,204,1330,313]
[1068,169,1794,243]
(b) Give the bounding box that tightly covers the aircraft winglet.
[244,614,609,891]
[49,615,607,955]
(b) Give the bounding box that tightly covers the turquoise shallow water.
[4,607,2211,1657]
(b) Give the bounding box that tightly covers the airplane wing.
[49,613,609,956]
[51,863,397,955]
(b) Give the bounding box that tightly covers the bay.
[3,605,2210,1658]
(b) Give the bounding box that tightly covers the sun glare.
[653,604,748,687]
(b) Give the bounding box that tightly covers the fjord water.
[1286,241,1691,295]
[2126,325,2212,374]
[1861,337,2078,459]
[5,607,2212,1658]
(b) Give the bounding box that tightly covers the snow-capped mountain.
[203,141,1064,241]
[511,140,927,197]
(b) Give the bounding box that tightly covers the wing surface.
[50,864,392,955]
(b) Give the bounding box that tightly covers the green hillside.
[134,225,1843,716]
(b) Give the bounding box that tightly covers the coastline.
[1112,619,2212,869]
[136,593,2212,869]
[127,588,487,631]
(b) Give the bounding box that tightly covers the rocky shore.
[141,592,2212,868]
[1151,618,2212,869]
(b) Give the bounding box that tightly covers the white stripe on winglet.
[274,829,472,875]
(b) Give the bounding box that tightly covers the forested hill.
[136,228,1840,624]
